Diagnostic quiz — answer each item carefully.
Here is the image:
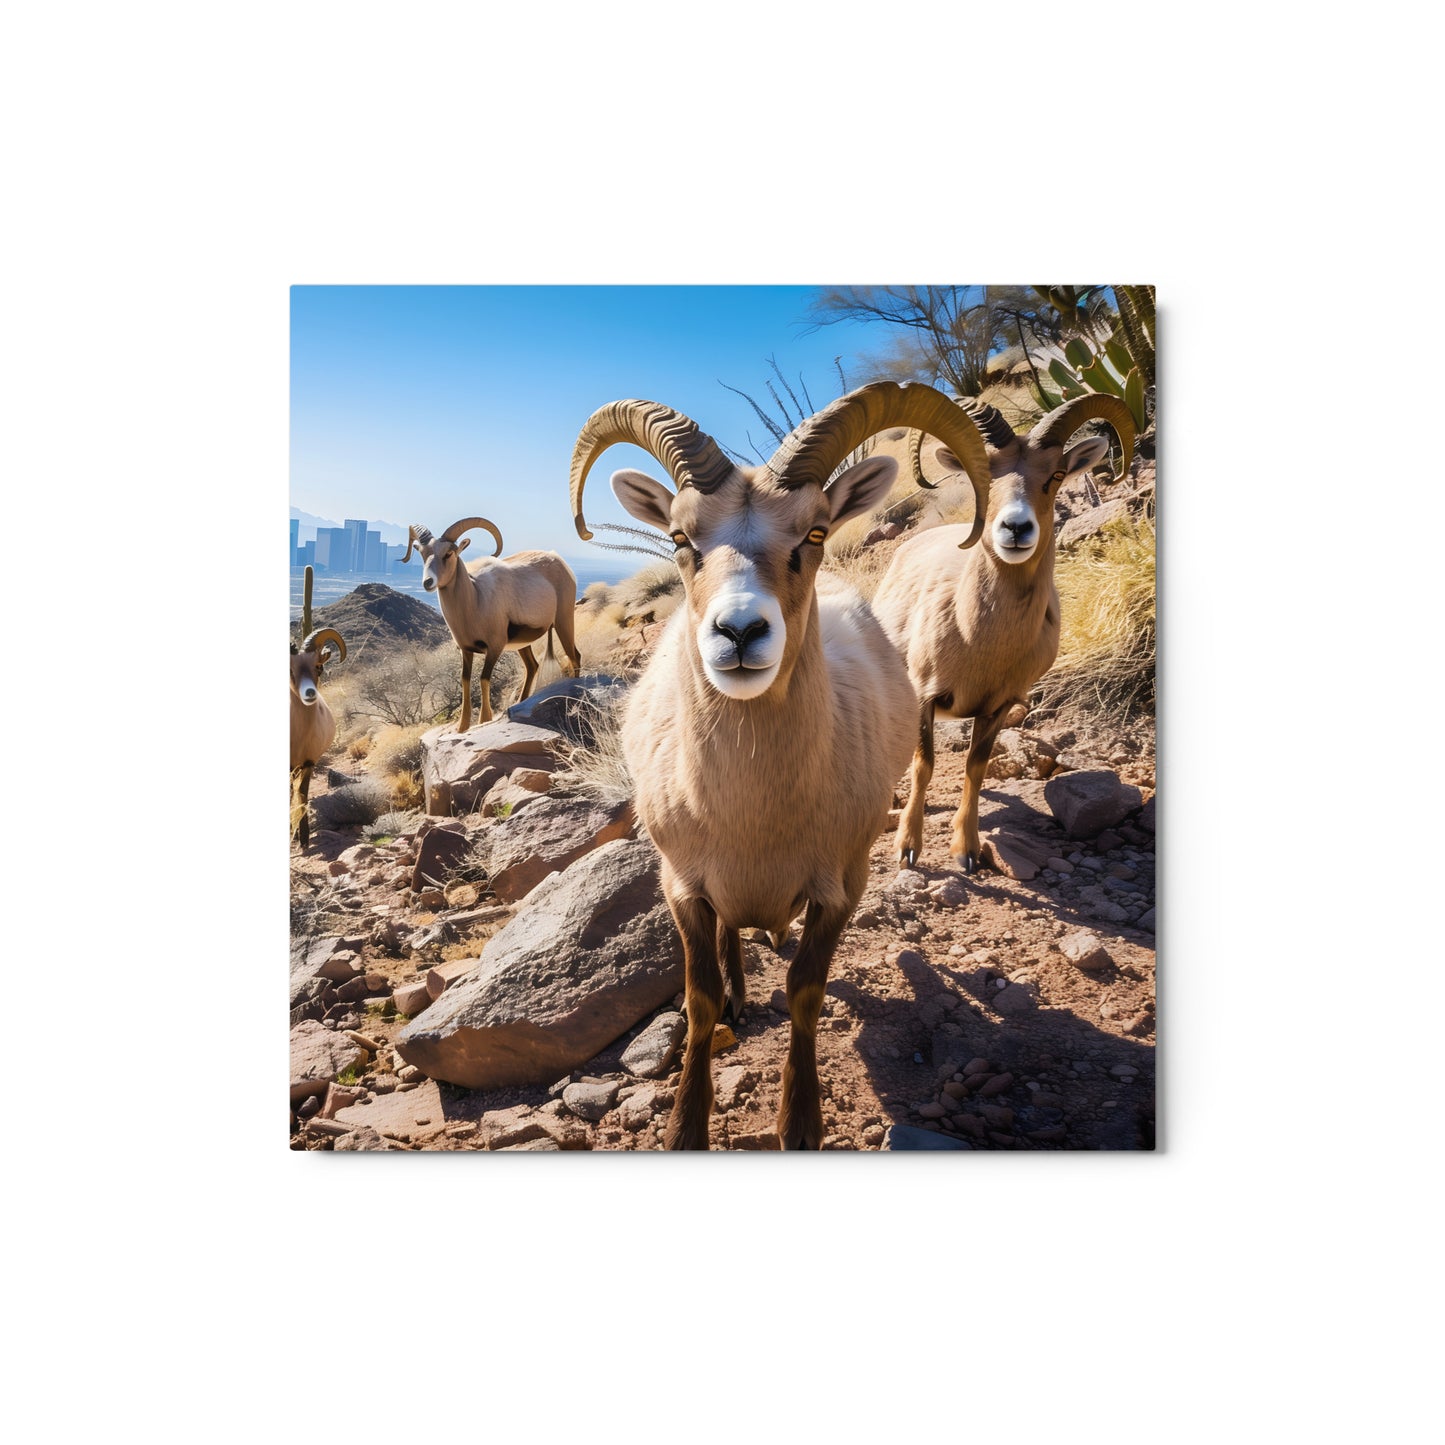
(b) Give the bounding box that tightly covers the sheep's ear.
[826,456,898,526]
[611,469,675,531]
[455,537,471,553]
[1060,434,1111,481]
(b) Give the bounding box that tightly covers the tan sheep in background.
[289,627,346,848]
[873,393,1136,871]
[402,516,582,732]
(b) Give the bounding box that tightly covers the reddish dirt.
[291,714,1155,1152]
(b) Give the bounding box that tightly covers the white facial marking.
[693,541,788,699]
[992,497,1040,565]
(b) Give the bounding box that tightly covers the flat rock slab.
[290,1021,367,1105]
[508,674,628,742]
[334,1080,447,1143]
[486,795,636,903]
[1058,497,1130,549]
[421,720,561,816]
[984,827,1055,881]
[619,1011,687,1078]
[883,1124,973,1152]
[396,838,683,1089]
[1044,769,1144,839]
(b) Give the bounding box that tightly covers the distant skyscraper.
[343,519,367,573]
[289,517,299,566]
[315,527,352,572]
[364,530,384,573]
[299,539,316,569]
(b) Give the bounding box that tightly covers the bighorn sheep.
[402,517,582,732]
[872,393,1136,871]
[568,382,993,1149]
[290,627,347,848]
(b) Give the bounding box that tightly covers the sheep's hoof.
[962,851,980,875]
[723,995,745,1028]
[899,848,917,869]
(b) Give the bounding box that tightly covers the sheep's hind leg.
[778,898,849,1150]
[665,894,724,1151]
[458,649,475,733]
[951,702,1012,873]
[515,645,539,703]
[894,700,936,869]
[718,918,746,1026]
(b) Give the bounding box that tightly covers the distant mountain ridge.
[297,582,451,655]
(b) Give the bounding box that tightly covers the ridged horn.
[301,629,346,664]
[401,524,432,564]
[769,381,993,549]
[569,400,735,541]
[1028,393,1136,485]
[441,517,503,556]
[907,398,1017,488]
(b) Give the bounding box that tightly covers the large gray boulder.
[395,838,683,1089]
[1043,769,1143,839]
[420,720,560,816]
[484,795,636,902]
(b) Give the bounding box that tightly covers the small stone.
[861,1124,886,1147]
[993,984,1035,1016]
[942,1081,966,1101]
[916,1102,947,1120]
[561,1079,620,1122]
[963,1058,992,1076]
[1059,930,1113,972]
[620,1011,688,1078]
[1047,857,1074,874]
[978,1072,1015,1097]
[980,1104,1014,1129]
[1109,1063,1139,1078]
[711,1023,738,1054]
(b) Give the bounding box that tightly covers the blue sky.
[290,286,890,563]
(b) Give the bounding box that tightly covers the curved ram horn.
[568,400,734,541]
[301,629,347,664]
[1027,393,1136,485]
[769,381,993,550]
[402,524,432,564]
[441,517,503,556]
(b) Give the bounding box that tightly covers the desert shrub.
[1035,514,1155,723]
[621,560,683,609]
[346,735,371,761]
[351,642,522,727]
[364,808,424,840]
[311,775,392,829]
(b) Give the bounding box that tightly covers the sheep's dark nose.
[1002,519,1035,543]
[715,618,769,652]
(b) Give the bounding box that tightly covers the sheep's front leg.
[951,702,1012,873]
[894,699,937,869]
[291,763,314,849]
[664,894,724,1151]
[718,918,746,1026]
[516,645,539,703]
[477,651,499,724]
[458,648,475,733]
[778,897,849,1150]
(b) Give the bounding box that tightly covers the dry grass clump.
[554,693,634,804]
[1036,513,1156,723]
[367,722,429,778]
[389,769,426,811]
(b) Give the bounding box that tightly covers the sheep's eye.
[806,527,828,545]
[670,531,690,550]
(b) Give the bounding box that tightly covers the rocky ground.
[290,691,1156,1153]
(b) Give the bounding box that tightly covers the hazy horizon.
[290,286,889,560]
